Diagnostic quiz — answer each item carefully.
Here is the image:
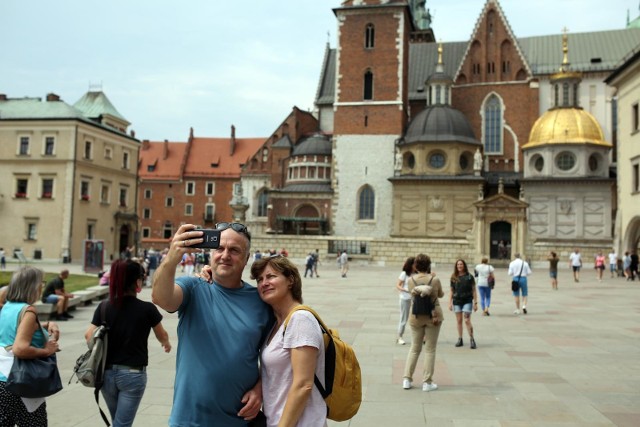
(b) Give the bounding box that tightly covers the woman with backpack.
[84,259,171,427]
[250,255,328,426]
[402,253,444,392]
[449,259,478,349]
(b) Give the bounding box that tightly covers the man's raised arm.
[152,224,203,312]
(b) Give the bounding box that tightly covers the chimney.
[163,139,169,160]
[130,129,136,138]
[230,124,236,156]
[142,139,150,150]
[0,94,7,101]
[46,93,61,102]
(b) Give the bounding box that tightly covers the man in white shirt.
[569,248,582,283]
[508,253,532,315]
[608,250,618,278]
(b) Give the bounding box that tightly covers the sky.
[1,0,638,142]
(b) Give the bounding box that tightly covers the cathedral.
[237,0,640,265]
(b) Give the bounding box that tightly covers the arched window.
[364,70,373,100]
[358,185,375,220]
[483,94,502,154]
[365,24,375,49]
[257,189,268,217]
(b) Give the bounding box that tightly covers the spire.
[426,41,452,106]
[559,27,570,72]
[550,29,582,109]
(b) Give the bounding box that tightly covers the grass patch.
[0,271,100,293]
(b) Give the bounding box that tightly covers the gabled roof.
[454,0,532,81]
[74,91,129,124]
[184,137,264,178]
[138,140,188,181]
[316,18,640,104]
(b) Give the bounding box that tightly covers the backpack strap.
[283,305,335,398]
[96,301,111,426]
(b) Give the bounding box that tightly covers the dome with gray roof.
[292,134,332,156]
[403,105,479,145]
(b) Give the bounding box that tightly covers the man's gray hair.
[7,266,44,304]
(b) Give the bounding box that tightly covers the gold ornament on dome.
[523,108,611,148]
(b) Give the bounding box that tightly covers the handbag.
[511,262,524,292]
[6,353,63,398]
[4,306,63,398]
[488,273,495,289]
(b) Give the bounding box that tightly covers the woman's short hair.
[481,257,488,264]
[250,256,303,303]
[414,254,431,273]
[7,266,44,304]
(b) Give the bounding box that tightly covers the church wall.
[249,234,475,268]
[332,134,394,238]
[525,182,613,242]
[452,82,538,168]
[318,106,334,133]
[392,181,478,239]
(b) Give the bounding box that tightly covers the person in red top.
[594,251,606,282]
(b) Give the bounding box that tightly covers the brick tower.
[331,0,413,238]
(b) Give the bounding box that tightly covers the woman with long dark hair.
[84,259,171,427]
[449,259,478,349]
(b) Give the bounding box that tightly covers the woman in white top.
[251,256,327,427]
[395,257,415,345]
[474,257,495,316]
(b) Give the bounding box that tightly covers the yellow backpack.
[284,305,362,421]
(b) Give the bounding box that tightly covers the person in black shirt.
[84,259,171,426]
[449,259,478,349]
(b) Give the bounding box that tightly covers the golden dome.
[523,108,611,149]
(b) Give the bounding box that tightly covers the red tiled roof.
[138,140,187,180]
[184,137,265,178]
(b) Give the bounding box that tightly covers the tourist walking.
[395,257,415,345]
[608,249,618,278]
[569,248,582,283]
[449,259,478,348]
[86,259,171,427]
[594,251,606,281]
[623,251,632,280]
[508,253,532,315]
[548,251,559,290]
[474,257,494,316]
[338,250,349,278]
[630,250,639,281]
[402,254,444,392]
[0,267,61,426]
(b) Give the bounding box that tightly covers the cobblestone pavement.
[4,259,639,426]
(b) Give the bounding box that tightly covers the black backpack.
[411,276,435,317]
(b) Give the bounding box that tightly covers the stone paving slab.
[4,260,639,426]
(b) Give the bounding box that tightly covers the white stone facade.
[332,134,396,238]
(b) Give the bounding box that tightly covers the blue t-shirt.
[170,277,273,427]
[0,301,48,382]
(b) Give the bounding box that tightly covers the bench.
[35,285,110,320]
